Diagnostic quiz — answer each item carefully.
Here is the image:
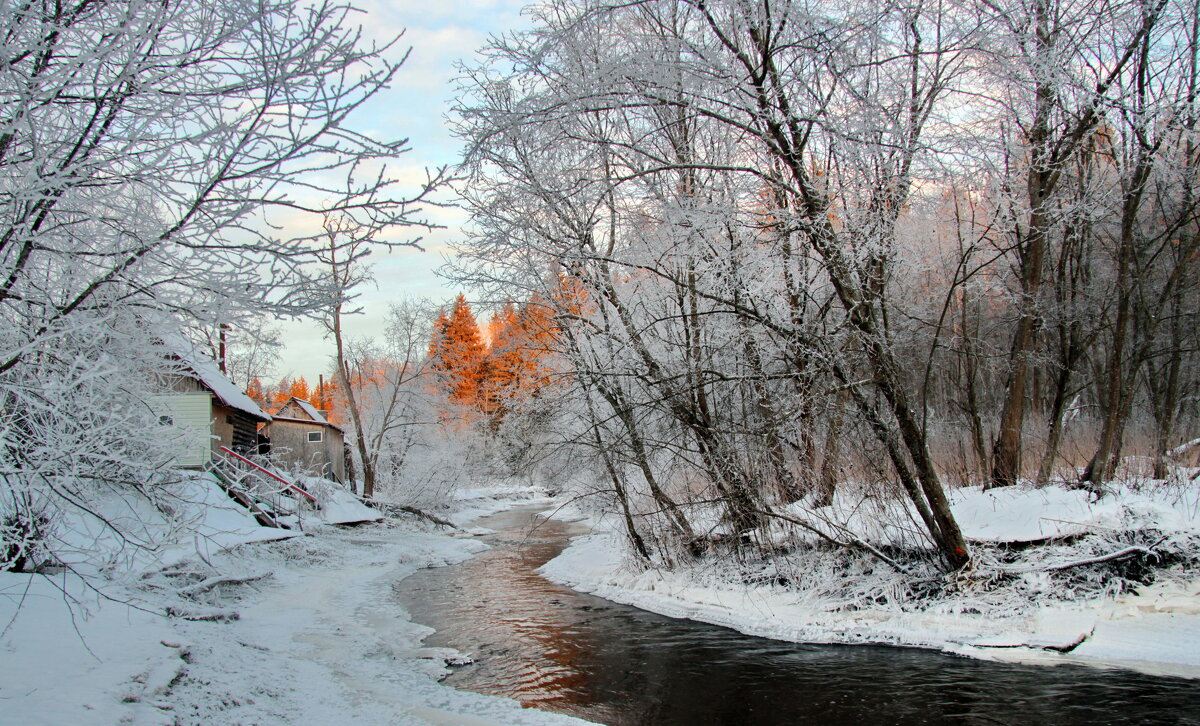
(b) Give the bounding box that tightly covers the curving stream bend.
[394,505,1200,726]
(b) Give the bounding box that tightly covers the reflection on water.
[395,507,1200,726]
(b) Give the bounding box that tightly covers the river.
[394,505,1200,726]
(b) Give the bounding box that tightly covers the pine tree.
[289,376,312,402]
[270,375,313,408]
[481,295,561,419]
[270,377,293,407]
[246,377,267,408]
[484,302,520,412]
[486,301,518,347]
[428,294,489,407]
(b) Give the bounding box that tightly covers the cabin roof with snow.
[271,397,342,432]
[163,334,271,422]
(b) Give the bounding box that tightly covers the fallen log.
[178,572,272,599]
[1042,545,1157,572]
[365,500,458,529]
[165,605,240,622]
[997,539,1165,574]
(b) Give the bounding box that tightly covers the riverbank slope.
[542,479,1200,678]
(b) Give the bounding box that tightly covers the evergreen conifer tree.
[428,294,489,406]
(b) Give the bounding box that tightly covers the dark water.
[395,506,1200,726]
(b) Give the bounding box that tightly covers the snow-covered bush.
[372,416,487,510]
[0,494,52,573]
[0,314,194,573]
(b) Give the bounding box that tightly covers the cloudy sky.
[273,0,531,383]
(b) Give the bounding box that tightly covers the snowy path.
[163,526,596,725]
[2,517,595,725]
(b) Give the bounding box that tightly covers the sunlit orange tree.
[428,293,561,421]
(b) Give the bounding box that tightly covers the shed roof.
[273,397,343,432]
[163,333,271,422]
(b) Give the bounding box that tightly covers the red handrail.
[219,446,318,503]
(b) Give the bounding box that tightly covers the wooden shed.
[152,336,272,467]
[262,397,347,483]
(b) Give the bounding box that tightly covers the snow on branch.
[177,572,272,600]
[997,541,1165,575]
[753,509,912,575]
[1168,438,1200,458]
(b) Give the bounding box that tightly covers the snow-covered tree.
[0,0,442,571]
[452,0,1200,572]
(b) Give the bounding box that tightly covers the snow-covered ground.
[443,483,558,528]
[0,481,592,725]
[7,472,1199,725]
[542,479,1200,679]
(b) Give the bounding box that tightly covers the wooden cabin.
[261,397,347,483]
[150,336,272,468]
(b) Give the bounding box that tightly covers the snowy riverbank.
[0,483,592,725]
[541,480,1200,679]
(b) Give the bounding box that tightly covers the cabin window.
[308,431,323,443]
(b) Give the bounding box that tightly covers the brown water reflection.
[396,511,610,713]
[395,506,1200,726]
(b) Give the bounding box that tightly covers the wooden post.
[217,323,228,374]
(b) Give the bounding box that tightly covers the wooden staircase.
[207,447,318,529]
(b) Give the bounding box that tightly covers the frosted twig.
[752,509,911,575]
[997,539,1166,574]
[178,572,271,599]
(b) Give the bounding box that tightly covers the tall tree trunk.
[603,384,695,540]
[586,397,651,561]
[322,220,377,499]
[816,388,848,508]
[559,300,697,543]
[991,0,1057,489]
[1083,33,1156,485]
[991,172,1051,488]
[992,0,1167,488]
[596,260,762,533]
[744,335,798,502]
[1036,358,1075,486]
[332,306,376,499]
[835,368,944,549]
[1038,168,1094,485]
[958,290,990,476]
[1151,294,1184,479]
